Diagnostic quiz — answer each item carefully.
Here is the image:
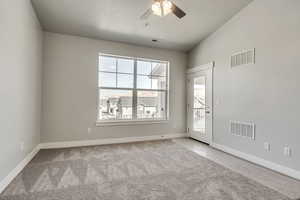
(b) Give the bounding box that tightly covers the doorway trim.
[186,62,215,74]
[186,62,214,144]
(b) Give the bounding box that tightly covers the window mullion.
[116,59,118,87]
[150,62,153,89]
[166,63,169,119]
[165,90,168,120]
[132,59,137,119]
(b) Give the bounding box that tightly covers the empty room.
[1,0,300,199]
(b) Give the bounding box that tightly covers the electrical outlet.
[264,142,270,151]
[284,146,291,157]
[20,141,25,152]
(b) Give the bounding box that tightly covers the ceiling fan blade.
[171,2,186,19]
[140,8,153,20]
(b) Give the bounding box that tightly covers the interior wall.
[188,0,300,171]
[0,0,43,181]
[41,32,187,143]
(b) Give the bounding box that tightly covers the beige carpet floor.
[0,140,291,200]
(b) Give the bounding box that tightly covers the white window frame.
[96,53,170,126]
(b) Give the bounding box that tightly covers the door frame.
[186,62,214,145]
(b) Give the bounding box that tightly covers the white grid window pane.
[137,61,152,75]
[117,74,134,88]
[118,58,134,74]
[151,62,167,76]
[137,91,166,119]
[151,76,167,89]
[98,55,169,122]
[137,75,151,89]
[100,56,116,72]
[99,89,132,120]
[99,72,116,87]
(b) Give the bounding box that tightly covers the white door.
[187,64,213,144]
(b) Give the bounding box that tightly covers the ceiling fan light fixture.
[152,0,173,17]
[152,2,162,16]
[163,0,173,15]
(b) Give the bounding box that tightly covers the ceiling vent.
[230,121,255,140]
[231,48,255,67]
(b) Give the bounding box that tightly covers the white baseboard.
[39,133,187,149]
[0,146,40,194]
[211,142,300,180]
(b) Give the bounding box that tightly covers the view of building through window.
[98,54,169,121]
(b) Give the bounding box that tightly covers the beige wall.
[42,32,187,143]
[0,0,43,181]
[189,0,300,170]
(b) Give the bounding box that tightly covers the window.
[98,54,169,123]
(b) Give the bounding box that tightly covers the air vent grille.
[231,49,255,67]
[230,121,255,140]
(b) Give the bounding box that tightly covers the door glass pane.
[193,76,206,132]
[137,91,166,119]
[99,89,132,120]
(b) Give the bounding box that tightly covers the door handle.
[205,111,210,114]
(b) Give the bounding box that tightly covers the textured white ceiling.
[32,0,252,51]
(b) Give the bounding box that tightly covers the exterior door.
[187,64,213,144]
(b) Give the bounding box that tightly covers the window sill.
[95,119,169,127]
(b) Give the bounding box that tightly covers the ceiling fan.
[140,0,186,20]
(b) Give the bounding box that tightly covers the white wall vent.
[231,48,255,67]
[230,121,255,140]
